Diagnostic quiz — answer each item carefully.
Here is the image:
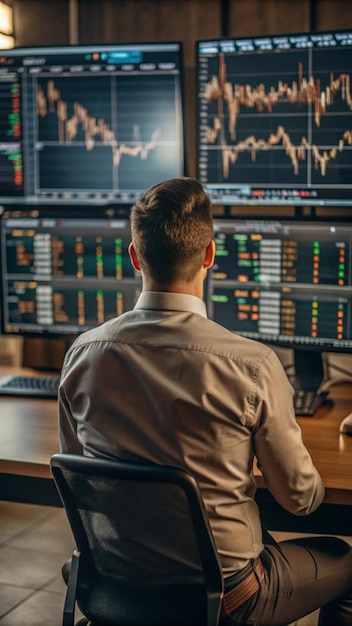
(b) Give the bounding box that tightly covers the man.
[59,177,352,625]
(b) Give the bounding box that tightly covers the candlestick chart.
[197,40,352,205]
[0,41,184,203]
[35,73,182,199]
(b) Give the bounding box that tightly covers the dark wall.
[14,1,352,51]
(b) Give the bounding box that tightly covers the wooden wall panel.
[78,0,221,67]
[228,0,311,36]
[314,0,352,30]
[12,1,352,55]
[14,0,70,46]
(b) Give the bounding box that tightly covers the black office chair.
[50,453,224,626]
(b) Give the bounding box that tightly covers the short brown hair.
[130,177,213,284]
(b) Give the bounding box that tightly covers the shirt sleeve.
[58,352,84,454]
[252,349,325,516]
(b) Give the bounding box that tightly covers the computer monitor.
[0,206,141,336]
[196,29,352,207]
[0,42,185,205]
[206,218,352,391]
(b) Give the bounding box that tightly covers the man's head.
[129,177,214,291]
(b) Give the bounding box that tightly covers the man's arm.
[253,350,325,515]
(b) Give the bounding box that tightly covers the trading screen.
[197,30,352,206]
[0,42,185,204]
[207,219,352,350]
[0,209,141,335]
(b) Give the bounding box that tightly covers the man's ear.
[128,242,141,271]
[204,240,215,269]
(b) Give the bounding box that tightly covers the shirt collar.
[134,291,208,318]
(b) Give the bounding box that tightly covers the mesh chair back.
[51,454,223,626]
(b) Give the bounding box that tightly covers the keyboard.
[293,390,328,416]
[0,374,60,398]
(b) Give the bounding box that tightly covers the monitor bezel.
[0,41,187,206]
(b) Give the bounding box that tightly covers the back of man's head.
[130,177,213,285]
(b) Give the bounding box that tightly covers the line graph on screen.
[34,74,182,195]
[200,50,352,187]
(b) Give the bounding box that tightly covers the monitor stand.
[288,349,331,416]
[289,349,325,393]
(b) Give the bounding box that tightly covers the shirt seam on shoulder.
[66,336,273,372]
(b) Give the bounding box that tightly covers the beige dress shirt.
[59,291,325,575]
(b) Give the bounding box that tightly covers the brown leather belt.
[221,558,264,617]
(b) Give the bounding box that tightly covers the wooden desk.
[0,367,352,532]
[0,367,61,505]
[255,383,352,505]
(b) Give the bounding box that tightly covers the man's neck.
[142,278,203,300]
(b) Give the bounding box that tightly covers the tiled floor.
[0,500,330,625]
[0,501,76,625]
